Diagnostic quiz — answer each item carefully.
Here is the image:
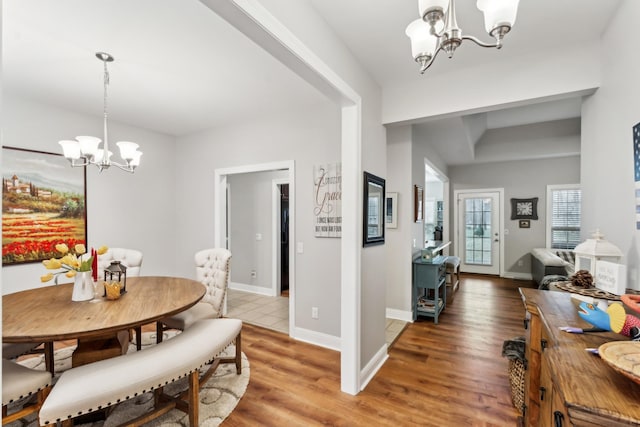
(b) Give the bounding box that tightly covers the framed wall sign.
[363,171,385,247]
[386,192,398,229]
[414,185,423,223]
[510,197,538,220]
[2,146,87,265]
[313,162,342,238]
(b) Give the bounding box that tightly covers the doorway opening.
[279,183,290,297]
[214,161,295,337]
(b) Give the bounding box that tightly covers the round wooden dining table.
[3,276,205,373]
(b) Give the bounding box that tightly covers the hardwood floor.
[223,274,537,426]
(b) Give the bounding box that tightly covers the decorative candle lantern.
[104,260,127,295]
[573,230,623,278]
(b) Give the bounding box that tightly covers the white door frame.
[453,188,505,277]
[272,178,289,296]
[215,161,296,337]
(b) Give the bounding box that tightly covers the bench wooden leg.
[188,371,199,427]
[235,332,242,374]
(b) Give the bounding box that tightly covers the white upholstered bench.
[39,318,242,427]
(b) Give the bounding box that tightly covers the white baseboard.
[385,308,413,322]
[503,272,533,281]
[292,326,341,351]
[360,343,388,391]
[229,281,276,296]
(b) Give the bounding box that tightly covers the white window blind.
[550,188,581,249]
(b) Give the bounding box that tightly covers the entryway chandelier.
[59,52,142,173]
[405,0,520,74]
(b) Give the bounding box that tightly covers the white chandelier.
[59,52,142,173]
[406,0,520,73]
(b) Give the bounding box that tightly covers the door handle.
[493,239,499,242]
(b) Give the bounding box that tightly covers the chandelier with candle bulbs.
[59,52,142,173]
[406,0,520,74]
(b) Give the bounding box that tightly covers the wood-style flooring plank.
[224,274,536,426]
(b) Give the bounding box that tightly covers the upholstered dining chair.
[157,248,231,343]
[2,359,52,425]
[97,247,143,278]
[2,343,42,361]
[97,247,144,350]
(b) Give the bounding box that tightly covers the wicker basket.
[508,358,526,414]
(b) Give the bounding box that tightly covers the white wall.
[251,0,388,372]
[412,126,449,254]
[2,95,177,294]
[174,102,344,337]
[385,124,451,320]
[449,156,580,278]
[384,43,601,125]
[385,125,414,319]
[581,0,640,289]
[228,170,287,291]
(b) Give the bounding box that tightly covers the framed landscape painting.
[2,146,87,265]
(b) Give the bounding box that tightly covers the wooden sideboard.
[519,288,640,426]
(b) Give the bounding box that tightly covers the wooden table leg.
[44,342,55,375]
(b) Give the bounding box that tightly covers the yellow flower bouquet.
[41,243,108,283]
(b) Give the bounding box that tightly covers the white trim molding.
[229,281,276,297]
[360,344,389,391]
[385,308,413,323]
[293,327,341,352]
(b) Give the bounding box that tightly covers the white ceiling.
[309,0,620,88]
[2,0,623,164]
[2,0,325,136]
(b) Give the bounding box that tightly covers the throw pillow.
[556,250,575,265]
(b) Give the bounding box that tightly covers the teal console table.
[412,255,447,323]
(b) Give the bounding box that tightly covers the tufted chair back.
[194,248,231,318]
[97,248,143,278]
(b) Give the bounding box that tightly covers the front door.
[456,191,501,275]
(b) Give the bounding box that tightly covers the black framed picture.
[363,171,385,247]
[414,185,423,223]
[510,197,538,220]
[519,219,531,229]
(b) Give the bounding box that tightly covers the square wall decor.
[510,197,538,220]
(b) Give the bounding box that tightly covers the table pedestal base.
[72,331,130,367]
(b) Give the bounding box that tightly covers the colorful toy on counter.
[577,302,612,331]
[608,301,640,340]
[621,294,640,315]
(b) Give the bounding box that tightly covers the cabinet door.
[539,356,553,427]
[414,263,439,288]
[524,312,542,427]
[551,383,569,427]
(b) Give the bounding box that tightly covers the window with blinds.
[549,187,581,249]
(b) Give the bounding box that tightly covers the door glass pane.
[464,197,493,266]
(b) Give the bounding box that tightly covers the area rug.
[7,331,250,427]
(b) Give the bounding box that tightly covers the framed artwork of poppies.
[2,146,87,265]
